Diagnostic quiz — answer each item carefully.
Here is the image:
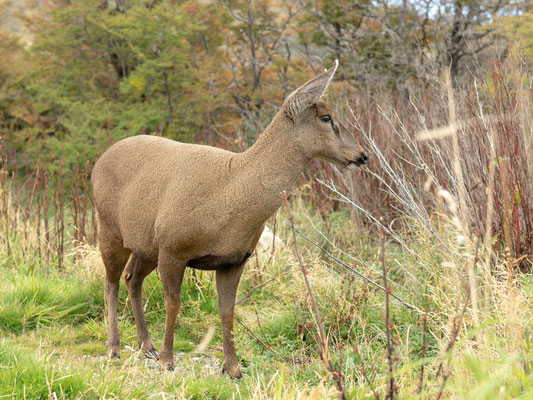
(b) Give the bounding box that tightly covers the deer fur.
[91,60,367,378]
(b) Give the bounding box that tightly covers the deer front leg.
[216,262,246,379]
[158,251,186,370]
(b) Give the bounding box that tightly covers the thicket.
[2,0,531,168]
[1,0,532,260]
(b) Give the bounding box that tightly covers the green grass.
[2,200,533,398]
[0,269,104,334]
[179,376,245,400]
[0,339,91,399]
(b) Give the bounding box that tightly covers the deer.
[91,60,367,378]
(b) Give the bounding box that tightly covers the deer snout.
[356,151,368,166]
[342,148,368,169]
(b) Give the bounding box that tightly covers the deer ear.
[284,60,338,120]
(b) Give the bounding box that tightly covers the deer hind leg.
[216,262,246,379]
[98,226,131,359]
[124,253,158,359]
[157,250,186,370]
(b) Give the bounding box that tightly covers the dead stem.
[283,191,347,400]
[445,69,468,230]
[236,265,291,306]
[295,226,418,312]
[234,313,277,354]
[380,226,396,400]
[415,308,428,395]
[1,138,11,256]
[435,237,480,399]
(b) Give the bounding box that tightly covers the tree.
[494,6,533,61]
[3,0,228,170]
[298,0,515,87]
[298,0,426,89]
[221,0,307,113]
[430,0,511,78]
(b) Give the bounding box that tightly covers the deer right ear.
[283,60,338,121]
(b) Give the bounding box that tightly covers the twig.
[304,215,413,296]
[56,160,65,271]
[254,250,262,285]
[381,226,396,400]
[271,211,277,260]
[435,237,480,400]
[253,303,269,343]
[445,69,468,231]
[236,265,291,305]
[283,191,347,400]
[1,139,11,257]
[358,364,380,400]
[234,313,277,354]
[415,308,428,395]
[43,170,50,267]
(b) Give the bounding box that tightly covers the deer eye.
[320,115,331,123]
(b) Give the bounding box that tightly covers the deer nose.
[357,152,368,165]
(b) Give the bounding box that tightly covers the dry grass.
[2,50,533,399]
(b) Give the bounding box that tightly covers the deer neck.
[236,112,310,210]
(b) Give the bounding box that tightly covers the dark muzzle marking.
[187,252,252,271]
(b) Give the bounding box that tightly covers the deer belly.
[186,252,252,270]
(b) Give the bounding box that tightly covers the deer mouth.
[343,159,365,169]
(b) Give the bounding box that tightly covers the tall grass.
[0,271,103,334]
[337,52,533,271]
[1,50,533,398]
[0,138,95,273]
[309,51,533,397]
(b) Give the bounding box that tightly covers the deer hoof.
[145,347,159,361]
[160,357,174,371]
[222,365,242,379]
[108,350,121,359]
[163,363,174,371]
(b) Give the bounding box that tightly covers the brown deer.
[91,60,367,378]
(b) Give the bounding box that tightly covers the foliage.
[3,189,533,398]
[4,0,231,174]
[297,0,413,88]
[494,11,533,59]
[0,0,530,180]
[1,2,533,397]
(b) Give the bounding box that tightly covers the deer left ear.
[283,60,338,121]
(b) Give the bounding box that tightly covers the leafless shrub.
[314,52,533,271]
[0,134,96,270]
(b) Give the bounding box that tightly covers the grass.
[0,202,389,399]
[0,271,103,334]
[1,197,532,399]
[1,56,533,397]
[0,339,91,399]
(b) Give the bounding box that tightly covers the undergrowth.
[2,52,533,399]
[1,194,533,398]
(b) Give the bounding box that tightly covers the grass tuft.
[0,271,104,334]
[0,339,91,399]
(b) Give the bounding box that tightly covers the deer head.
[283,60,367,169]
